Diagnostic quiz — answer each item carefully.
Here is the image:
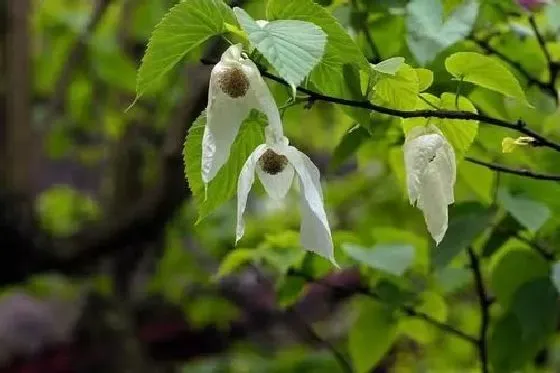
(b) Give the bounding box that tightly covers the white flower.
[236,136,337,266]
[404,125,456,244]
[202,44,283,185]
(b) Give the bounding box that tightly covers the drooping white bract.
[236,136,337,266]
[404,125,456,244]
[202,43,283,186]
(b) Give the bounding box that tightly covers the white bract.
[404,125,456,244]
[236,136,336,266]
[202,43,283,186]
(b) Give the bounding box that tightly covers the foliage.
[15,0,560,372]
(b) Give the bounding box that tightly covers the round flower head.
[236,136,337,266]
[404,125,456,244]
[202,44,283,186]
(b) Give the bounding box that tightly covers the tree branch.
[467,247,490,373]
[200,58,560,153]
[465,157,560,181]
[528,15,557,84]
[287,269,477,345]
[469,35,555,96]
[257,69,560,153]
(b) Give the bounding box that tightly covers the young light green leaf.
[416,68,434,91]
[134,0,235,101]
[374,63,420,110]
[371,57,405,75]
[215,248,256,279]
[497,188,551,232]
[233,7,326,94]
[267,0,369,97]
[349,299,399,373]
[406,0,479,65]
[183,111,265,223]
[445,52,530,106]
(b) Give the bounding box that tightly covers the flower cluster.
[202,44,459,264]
[202,44,336,266]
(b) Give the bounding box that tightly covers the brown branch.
[256,69,560,153]
[467,247,490,373]
[288,269,478,345]
[200,57,560,154]
[528,15,557,84]
[465,157,560,181]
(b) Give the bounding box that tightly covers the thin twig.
[288,269,478,345]
[467,247,490,373]
[259,71,560,153]
[465,157,560,181]
[528,15,555,82]
[363,25,380,63]
[287,311,354,373]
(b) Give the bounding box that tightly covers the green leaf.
[371,57,405,75]
[260,231,306,274]
[406,0,479,65]
[233,7,326,93]
[216,248,256,278]
[374,63,420,110]
[497,188,551,232]
[135,0,235,99]
[432,202,493,268]
[445,52,530,106]
[349,299,399,373]
[183,111,265,222]
[490,278,559,372]
[510,278,558,350]
[415,68,434,91]
[267,0,369,96]
[434,266,471,293]
[490,247,548,307]
[372,226,430,273]
[481,215,523,258]
[489,312,526,373]
[342,243,415,276]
